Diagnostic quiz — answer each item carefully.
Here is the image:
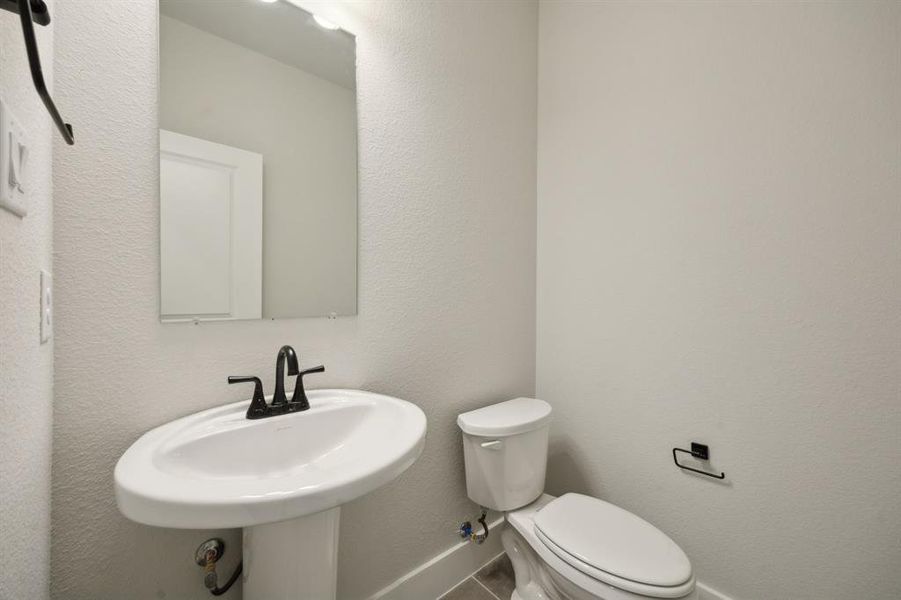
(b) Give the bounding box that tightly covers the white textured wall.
[160,15,358,318]
[0,6,54,600]
[537,2,901,600]
[52,1,536,599]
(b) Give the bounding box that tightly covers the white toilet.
[458,398,698,600]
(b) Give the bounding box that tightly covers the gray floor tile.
[474,554,516,600]
[439,577,499,600]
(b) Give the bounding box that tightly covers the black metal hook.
[1,0,75,144]
[1,0,47,24]
[672,442,725,480]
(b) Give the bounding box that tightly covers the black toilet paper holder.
[672,442,725,479]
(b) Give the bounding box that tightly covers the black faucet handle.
[290,365,325,410]
[228,376,269,419]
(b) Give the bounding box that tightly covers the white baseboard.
[697,581,735,600]
[368,517,505,600]
[369,516,734,600]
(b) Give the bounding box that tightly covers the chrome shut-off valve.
[458,509,489,544]
[195,538,224,590]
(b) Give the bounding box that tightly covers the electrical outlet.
[40,270,52,343]
[0,97,29,218]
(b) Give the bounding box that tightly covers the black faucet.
[228,345,325,420]
[272,345,299,407]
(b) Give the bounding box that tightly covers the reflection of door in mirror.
[160,130,263,322]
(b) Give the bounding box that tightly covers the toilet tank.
[457,398,552,511]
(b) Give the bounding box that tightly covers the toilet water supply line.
[459,508,490,544]
[195,538,242,596]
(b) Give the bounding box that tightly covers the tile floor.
[439,553,516,600]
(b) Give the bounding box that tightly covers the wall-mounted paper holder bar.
[672,442,725,480]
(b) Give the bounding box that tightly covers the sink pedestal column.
[243,507,341,599]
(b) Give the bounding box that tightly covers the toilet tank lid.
[457,397,552,437]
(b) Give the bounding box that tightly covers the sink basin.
[115,389,427,529]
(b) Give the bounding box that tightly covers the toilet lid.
[533,493,692,588]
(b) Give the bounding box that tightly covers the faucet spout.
[273,345,299,406]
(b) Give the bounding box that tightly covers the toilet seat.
[534,493,692,589]
[508,495,696,599]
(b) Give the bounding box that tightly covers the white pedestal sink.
[115,389,427,599]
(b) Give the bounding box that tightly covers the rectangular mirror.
[158,0,357,321]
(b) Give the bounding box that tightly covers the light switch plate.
[40,270,52,343]
[0,97,29,218]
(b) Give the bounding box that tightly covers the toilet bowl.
[458,398,697,600]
